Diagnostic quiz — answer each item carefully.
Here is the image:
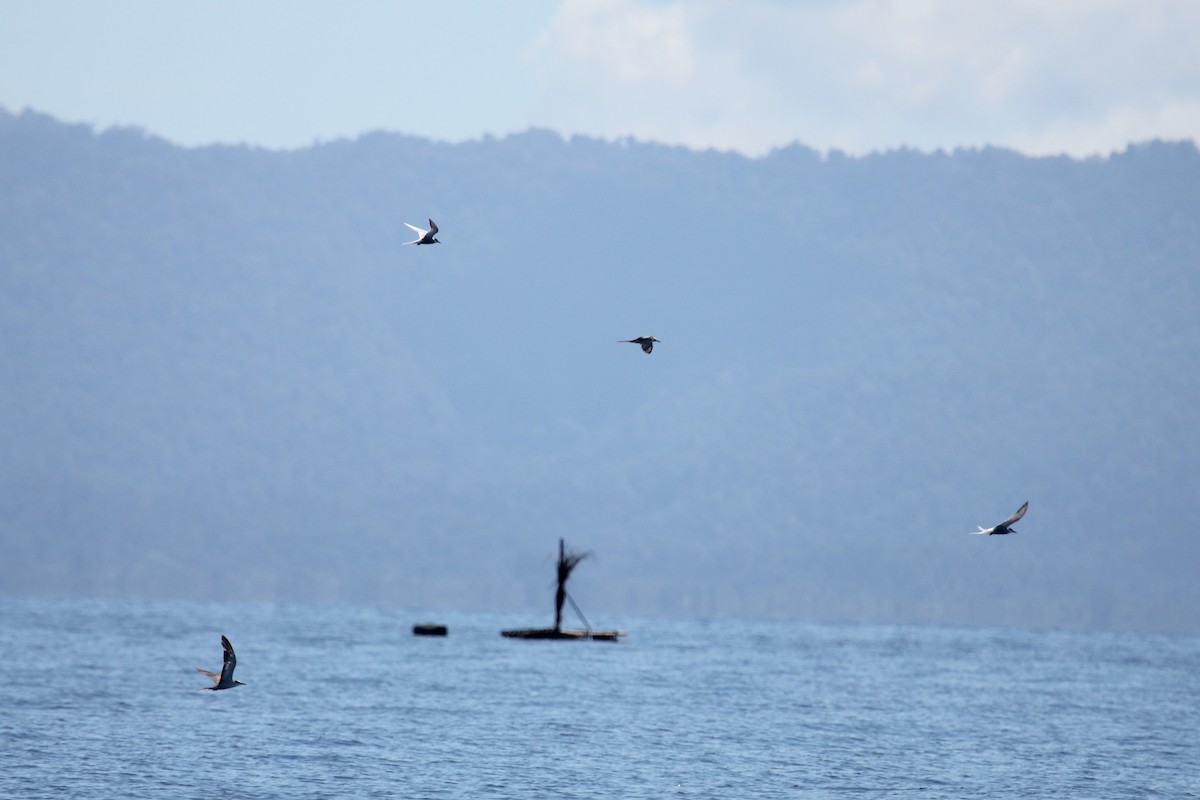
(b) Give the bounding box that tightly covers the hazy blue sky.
[3,0,1198,156]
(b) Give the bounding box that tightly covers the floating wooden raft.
[500,627,624,641]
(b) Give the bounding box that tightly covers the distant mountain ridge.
[2,107,1198,632]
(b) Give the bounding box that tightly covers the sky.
[3,0,1199,157]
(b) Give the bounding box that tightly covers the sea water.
[1,595,1197,799]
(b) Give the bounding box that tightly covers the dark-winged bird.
[972,501,1029,536]
[403,218,440,245]
[619,336,660,354]
[196,635,246,690]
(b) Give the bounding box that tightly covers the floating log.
[412,623,448,636]
[500,627,624,641]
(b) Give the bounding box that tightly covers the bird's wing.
[218,636,237,686]
[1000,501,1029,528]
[403,222,426,236]
[195,667,220,684]
[427,219,438,235]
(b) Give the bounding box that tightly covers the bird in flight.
[196,635,246,690]
[972,501,1029,536]
[619,336,660,354]
[403,219,440,245]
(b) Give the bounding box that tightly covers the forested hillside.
[3,108,1198,632]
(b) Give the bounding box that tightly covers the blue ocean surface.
[1,595,1197,799]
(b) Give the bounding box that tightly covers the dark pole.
[554,537,566,632]
[565,590,591,632]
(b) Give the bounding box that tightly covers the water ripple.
[1,597,1197,799]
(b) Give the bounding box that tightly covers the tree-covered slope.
[2,108,1198,631]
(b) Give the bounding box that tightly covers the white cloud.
[534,0,695,85]
[526,0,1200,156]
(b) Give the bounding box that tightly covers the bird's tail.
[971,526,988,535]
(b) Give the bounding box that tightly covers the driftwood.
[412,623,448,636]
